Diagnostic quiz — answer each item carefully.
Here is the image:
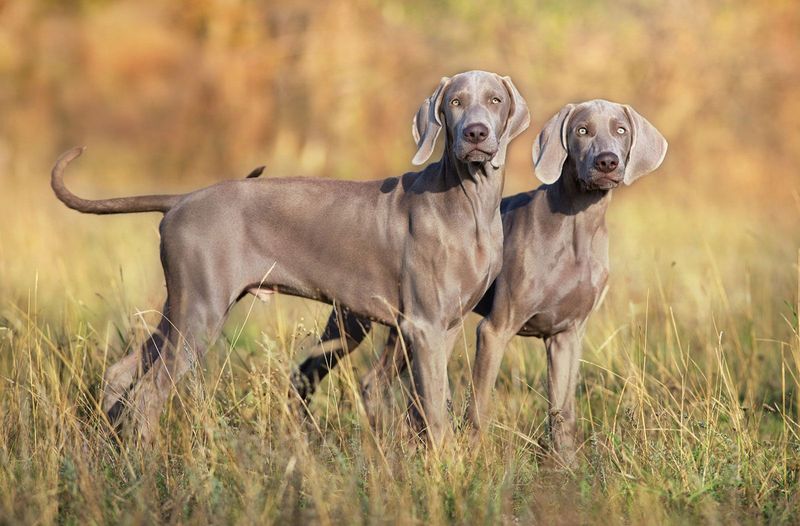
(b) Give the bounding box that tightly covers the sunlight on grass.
[1,176,798,523]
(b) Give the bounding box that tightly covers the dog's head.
[411,70,530,169]
[532,99,667,190]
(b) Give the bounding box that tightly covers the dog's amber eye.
[577,127,588,136]
[451,99,460,106]
[617,127,626,135]
[491,97,501,104]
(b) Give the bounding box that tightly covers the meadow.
[1,0,799,523]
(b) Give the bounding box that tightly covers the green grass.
[1,180,799,524]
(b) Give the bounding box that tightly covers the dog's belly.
[518,312,570,338]
[516,272,606,338]
[243,267,402,327]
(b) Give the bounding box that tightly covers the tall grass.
[1,173,798,523]
[1,0,800,523]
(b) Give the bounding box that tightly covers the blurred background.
[0,0,798,358]
[2,0,798,189]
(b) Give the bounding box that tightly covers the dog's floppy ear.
[490,75,531,169]
[532,104,575,184]
[622,105,668,185]
[412,77,450,166]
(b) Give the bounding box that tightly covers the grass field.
[2,1,800,524]
[1,173,799,524]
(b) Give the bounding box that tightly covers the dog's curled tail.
[51,147,182,215]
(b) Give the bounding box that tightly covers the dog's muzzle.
[581,172,623,191]
[463,148,497,163]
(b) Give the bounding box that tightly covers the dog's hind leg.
[360,328,406,425]
[120,255,236,442]
[291,306,372,403]
[103,302,171,423]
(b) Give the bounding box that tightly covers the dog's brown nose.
[594,152,619,173]
[463,123,489,144]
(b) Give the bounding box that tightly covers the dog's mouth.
[460,148,497,164]
[580,172,623,191]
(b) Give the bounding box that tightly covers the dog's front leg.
[401,320,452,448]
[544,323,586,467]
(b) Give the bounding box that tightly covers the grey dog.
[51,70,530,443]
[292,100,667,463]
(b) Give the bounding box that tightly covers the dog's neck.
[441,147,506,215]
[546,161,612,221]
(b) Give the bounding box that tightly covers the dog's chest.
[440,217,503,316]
[519,238,609,338]
[403,194,503,318]
[464,220,504,307]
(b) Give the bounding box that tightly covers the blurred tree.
[0,0,796,201]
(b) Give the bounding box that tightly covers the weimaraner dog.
[50,70,530,443]
[292,100,667,463]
